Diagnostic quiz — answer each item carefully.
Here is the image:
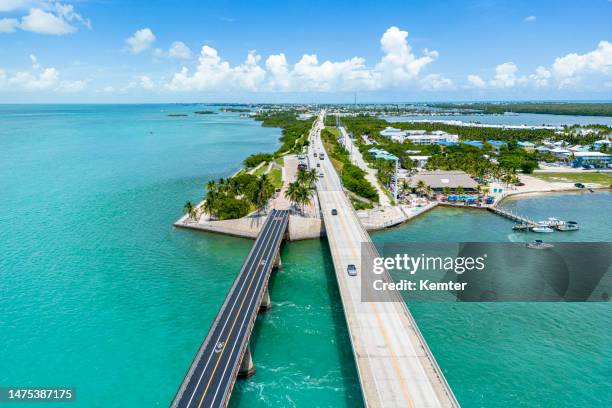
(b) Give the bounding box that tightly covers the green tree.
[183,201,195,220]
[455,186,465,195]
[248,174,274,214]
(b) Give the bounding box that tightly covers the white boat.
[556,221,579,231]
[531,226,554,233]
[526,240,554,249]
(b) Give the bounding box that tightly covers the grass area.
[532,172,612,185]
[351,198,374,210]
[253,163,268,176]
[325,126,340,137]
[322,137,345,173]
[268,167,282,188]
[275,156,284,166]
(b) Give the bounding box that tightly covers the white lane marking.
[208,213,288,406]
[184,211,279,407]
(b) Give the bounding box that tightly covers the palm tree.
[455,186,465,196]
[249,174,274,214]
[206,180,216,192]
[442,186,451,197]
[285,181,302,212]
[401,180,409,195]
[297,185,312,213]
[306,169,318,188]
[425,185,433,198]
[296,168,307,185]
[183,201,194,220]
[203,191,218,219]
[415,180,427,196]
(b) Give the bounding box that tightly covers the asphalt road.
[172,209,289,408]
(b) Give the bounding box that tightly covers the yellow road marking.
[197,216,282,408]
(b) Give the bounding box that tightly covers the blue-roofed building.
[592,139,611,151]
[486,140,507,153]
[462,140,484,149]
[438,140,458,146]
[369,148,398,161]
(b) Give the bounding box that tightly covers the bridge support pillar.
[273,255,282,270]
[259,288,271,312]
[238,345,256,378]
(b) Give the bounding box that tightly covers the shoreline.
[174,187,610,241]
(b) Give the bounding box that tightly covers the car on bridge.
[347,264,357,276]
[331,209,338,215]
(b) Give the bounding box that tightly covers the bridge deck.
[172,209,289,408]
[310,112,459,408]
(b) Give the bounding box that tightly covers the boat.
[556,221,579,231]
[526,240,554,249]
[513,223,532,231]
[531,226,554,233]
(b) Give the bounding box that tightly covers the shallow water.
[1,105,609,407]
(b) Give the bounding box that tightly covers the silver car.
[347,264,357,276]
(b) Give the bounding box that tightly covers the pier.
[488,205,537,225]
[172,209,289,408]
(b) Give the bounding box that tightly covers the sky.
[0,0,611,103]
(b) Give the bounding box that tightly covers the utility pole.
[394,158,399,205]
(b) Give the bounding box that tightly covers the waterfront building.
[592,139,611,150]
[407,170,478,192]
[570,151,612,168]
[380,127,458,145]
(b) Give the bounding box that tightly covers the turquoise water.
[1,105,610,407]
[371,195,612,407]
[384,112,612,126]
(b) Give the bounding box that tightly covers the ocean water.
[1,105,610,407]
[384,112,612,126]
[371,195,612,408]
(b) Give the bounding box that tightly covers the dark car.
[347,264,357,276]
[331,209,338,215]
[574,182,585,188]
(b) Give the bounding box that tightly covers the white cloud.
[0,0,31,12]
[168,41,192,59]
[0,17,19,32]
[467,74,486,88]
[420,74,453,90]
[166,26,438,92]
[0,54,86,92]
[0,2,89,35]
[552,40,612,79]
[374,26,438,85]
[465,41,612,90]
[523,15,536,22]
[139,75,154,89]
[126,28,156,54]
[489,62,522,88]
[529,66,551,87]
[19,8,75,34]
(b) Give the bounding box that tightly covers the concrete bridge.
[310,112,460,408]
[171,209,289,408]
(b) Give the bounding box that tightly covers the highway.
[310,112,459,408]
[172,209,289,408]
